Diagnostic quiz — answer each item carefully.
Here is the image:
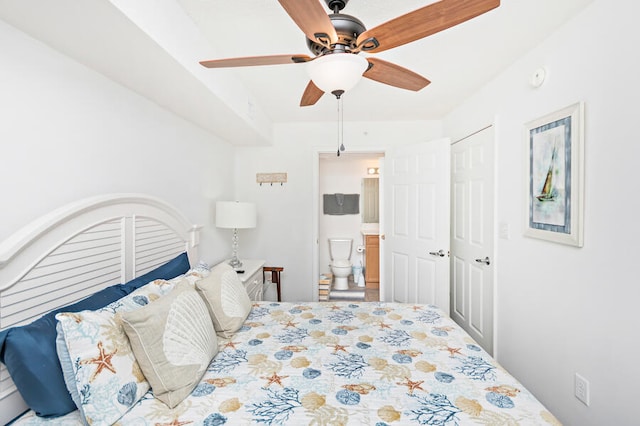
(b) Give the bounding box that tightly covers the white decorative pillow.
[55,322,84,411]
[121,280,218,408]
[54,267,210,417]
[55,274,196,426]
[195,262,252,338]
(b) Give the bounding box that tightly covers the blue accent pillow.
[120,252,190,293]
[0,252,190,418]
[0,285,127,418]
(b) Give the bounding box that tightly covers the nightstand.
[227,259,265,301]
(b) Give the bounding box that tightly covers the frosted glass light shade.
[215,201,256,229]
[307,53,368,93]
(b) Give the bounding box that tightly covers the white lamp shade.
[307,53,369,94]
[216,201,256,229]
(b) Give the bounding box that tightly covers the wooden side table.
[263,266,283,302]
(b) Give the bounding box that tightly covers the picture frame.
[524,102,584,247]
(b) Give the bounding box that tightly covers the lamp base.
[228,256,243,269]
[228,227,243,269]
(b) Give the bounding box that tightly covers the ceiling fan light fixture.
[307,53,368,94]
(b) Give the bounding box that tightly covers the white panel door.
[383,138,450,312]
[450,127,495,354]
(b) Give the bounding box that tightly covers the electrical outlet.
[575,373,590,406]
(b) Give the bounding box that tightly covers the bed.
[0,194,559,425]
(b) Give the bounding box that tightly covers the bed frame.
[0,194,201,425]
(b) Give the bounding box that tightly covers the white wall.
[235,120,442,302]
[443,1,640,424]
[0,20,235,263]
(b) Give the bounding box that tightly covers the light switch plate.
[499,222,510,239]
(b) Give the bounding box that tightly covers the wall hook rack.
[257,172,287,186]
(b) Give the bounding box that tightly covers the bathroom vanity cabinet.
[364,234,379,289]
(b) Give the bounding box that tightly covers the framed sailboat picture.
[524,102,584,246]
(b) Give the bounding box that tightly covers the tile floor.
[327,277,379,302]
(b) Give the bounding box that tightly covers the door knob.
[475,256,491,265]
[429,249,446,257]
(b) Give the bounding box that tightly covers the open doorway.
[313,151,384,302]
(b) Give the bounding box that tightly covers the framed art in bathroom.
[524,102,584,247]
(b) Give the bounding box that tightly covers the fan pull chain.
[334,90,345,157]
[340,95,345,153]
[336,95,340,156]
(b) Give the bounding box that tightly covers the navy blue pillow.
[0,252,190,418]
[0,285,127,418]
[120,252,190,292]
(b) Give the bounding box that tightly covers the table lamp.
[215,201,256,268]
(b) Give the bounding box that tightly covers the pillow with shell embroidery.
[196,262,252,339]
[121,279,218,408]
[55,274,198,426]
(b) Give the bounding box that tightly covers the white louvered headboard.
[0,194,201,424]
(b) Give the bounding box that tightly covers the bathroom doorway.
[315,151,384,302]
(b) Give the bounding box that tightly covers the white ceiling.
[0,0,594,144]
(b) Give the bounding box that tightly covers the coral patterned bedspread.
[15,301,558,425]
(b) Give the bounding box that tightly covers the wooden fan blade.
[363,57,430,91]
[200,54,312,68]
[300,80,325,106]
[356,0,499,54]
[278,0,338,46]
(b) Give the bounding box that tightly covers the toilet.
[328,238,353,290]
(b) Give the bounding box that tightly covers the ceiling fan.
[199,0,500,107]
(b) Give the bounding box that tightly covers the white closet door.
[450,127,495,354]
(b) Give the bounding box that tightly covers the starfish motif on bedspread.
[443,346,463,357]
[378,322,392,329]
[79,341,117,382]
[397,377,426,395]
[397,349,423,357]
[261,372,289,387]
[58,312,83,323]
[155,419,193,426]
[223,341,240,350]
[486,384,521,397]
[283,320,298,328]
[329,344,349,353]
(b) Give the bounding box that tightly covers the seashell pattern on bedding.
[221,270,252,318]
[121,280,218,409]
[18,301,560,425]
[195,262,252,339]
[54,274,200,426]
[163,290,217,366]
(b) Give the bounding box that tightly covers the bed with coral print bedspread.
[14,301,558,425]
